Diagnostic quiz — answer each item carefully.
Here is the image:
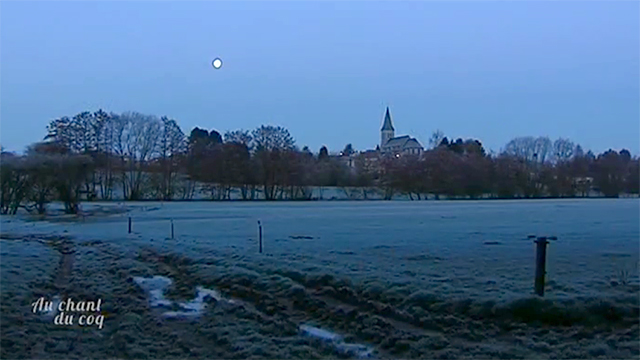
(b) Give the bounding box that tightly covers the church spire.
[381,106,394,131]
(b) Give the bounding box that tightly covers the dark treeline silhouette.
[1,110,638,214]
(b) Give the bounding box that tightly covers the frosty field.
[1,199,639,359]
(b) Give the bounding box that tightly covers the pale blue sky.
[1,1,638,155]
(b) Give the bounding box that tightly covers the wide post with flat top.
[534,236,549,296]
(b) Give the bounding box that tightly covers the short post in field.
[258,220,263,254]
[128,217,132,234]
[534,236,549,296]
[171,219,174,239]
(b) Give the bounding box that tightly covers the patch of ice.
[300,324,343,342]
[177,287,226,312]
[160,310,201,319]
[133,276,173,308]
[133,276,232,319]
[299,324,375,358]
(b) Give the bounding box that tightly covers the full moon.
[212,58,223,69]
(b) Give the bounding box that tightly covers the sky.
[1,1,638,155]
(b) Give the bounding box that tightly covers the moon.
[212,58,223,69]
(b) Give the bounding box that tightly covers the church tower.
[380,106,395,148]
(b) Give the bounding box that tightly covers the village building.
[379,107,424,156]
[338,107,424,171]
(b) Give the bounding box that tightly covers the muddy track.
[1,233,78,293]
[3,234,83,358]
[135,248,348,359]
[218,266,635,357]
[208,270,535,358]
[135,248,638,359]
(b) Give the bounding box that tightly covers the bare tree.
[155,116,186,200]
[532,137,553,164]
[251,125,296,200]
[72,111,98,153]
[593,150,626,197]
[552,138,576,163]
[422,148,460,199]
[428,129,446,149]
[504,136,534,162]
[352,154,376,199]
[504,136,552,164]
[45,116,74,150]
[93,110,118,200]
[24,144,59,214]
[281,150,313,200]
[224,130,253,148]
[0,154,31,214]
[53,154,94,214]
[626,157,640,194]
[222,129,256,200]
[113,112,161,200]
[45,111,109,200]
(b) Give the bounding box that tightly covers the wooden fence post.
[258,220,263,254]
[534,236,550,296]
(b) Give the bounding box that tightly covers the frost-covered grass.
[8,199,639,299]
[1,199,638,359]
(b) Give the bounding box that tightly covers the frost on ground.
[1,199,639,359]
[300,324,374,358]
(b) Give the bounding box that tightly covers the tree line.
[379,135,638,200]
[1,109,638,214]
